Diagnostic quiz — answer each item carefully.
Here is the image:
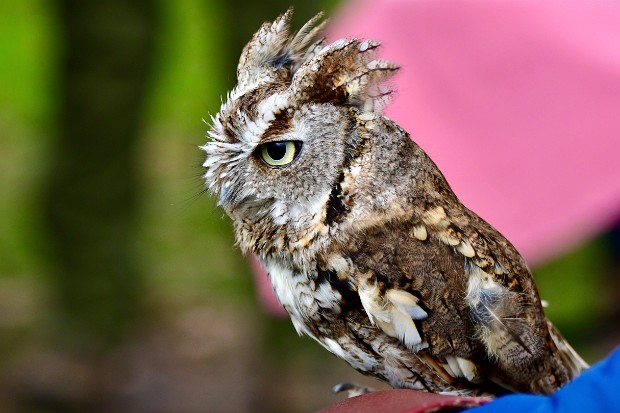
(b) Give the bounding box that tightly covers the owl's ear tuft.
[292,39,400,113]
[237,8,327,85]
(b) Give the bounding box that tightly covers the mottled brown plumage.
[201,9,587,396]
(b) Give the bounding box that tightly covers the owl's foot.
[332,382,376,398]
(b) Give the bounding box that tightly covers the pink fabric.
[253,0,620,314]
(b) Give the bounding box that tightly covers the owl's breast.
[260,256,388,375]
[261,258,344,336]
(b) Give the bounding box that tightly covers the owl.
[201,9,588,395]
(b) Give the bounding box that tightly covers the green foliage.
[534,238,609,343]
[147,0,229,126]
[0,0,57,279]
[0,0,59,124]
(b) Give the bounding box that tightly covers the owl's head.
[201,9,400,255]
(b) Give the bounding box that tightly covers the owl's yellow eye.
[259,141,301,166]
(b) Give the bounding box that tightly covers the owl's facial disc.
[202,9,399,229]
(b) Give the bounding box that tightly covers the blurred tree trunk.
[44,0,156,348]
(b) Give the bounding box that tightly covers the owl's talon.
[332,382,376,397]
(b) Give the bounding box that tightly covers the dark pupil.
[267,142,287,160]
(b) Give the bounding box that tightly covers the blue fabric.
[469,348,620,413]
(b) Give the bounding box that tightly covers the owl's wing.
[351,221,489,392]
[350,204,582,393]
[453,209,588,391]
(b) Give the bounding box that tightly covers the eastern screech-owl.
[201,9,588,395]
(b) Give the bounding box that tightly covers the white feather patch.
[386,290,429,320]
[456,357,478,382]
[422,206,448,227]
[456,240,476,258]
[314,281,342,313]
[465,266,505,309]
[323,338,347,359]
[465,265,513,360]
[445,355,463,378]
[327,254,351,275]
[321,335,379,373]
[412,225,428,241]
[442,362,457,378]
[256,92,289,121]
[445,356,478,382]
[358,282,428,352]
[437,232,460,246]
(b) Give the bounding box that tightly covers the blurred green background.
[0,1,618,412]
